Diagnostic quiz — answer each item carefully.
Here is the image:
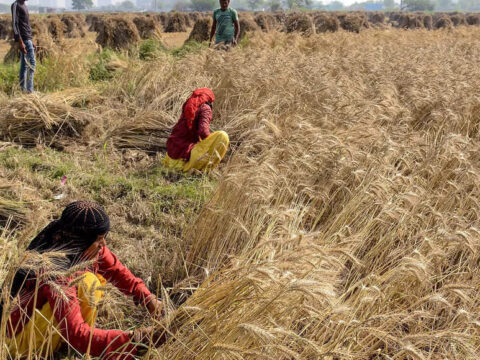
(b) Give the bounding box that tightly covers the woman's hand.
[146,296,164,318]
[131,326,166,351]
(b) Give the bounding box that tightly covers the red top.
[166,103,212,161]
[7,246,153,359]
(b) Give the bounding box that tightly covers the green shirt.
[213,8,238,44]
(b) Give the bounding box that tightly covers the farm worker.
[209,0,240,48]
[3,201,164,359]
[164,88,229,172]
[11,0,36,93]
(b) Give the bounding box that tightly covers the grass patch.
[171,40,208,58]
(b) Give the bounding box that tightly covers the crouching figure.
[164,88,229,172]
[3,200,164,359]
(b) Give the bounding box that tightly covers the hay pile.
[0,94,92,148]
[339,13,369,33]
[3,41,19,64]
[155,13,169,27]
[61,14,86,38]
[435,15,454,29]
[88,14,104,32]
[285,13,314,35]
[107,111,172,153]
[466,13,480,25]
[96,16,140,51]
[369,12,385,25]
[47,16,65,42]
[450,13,467,26]
[133,16,162,39]
[239,18,260,40]
[398,14,424,29]
[423,14,433,30]
[0,16,12,40]
[313,13,340,33]
[254,13,278,32]
[187,17,212,43]
[165,12,187,33]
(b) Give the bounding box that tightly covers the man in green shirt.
[209,0,240,47]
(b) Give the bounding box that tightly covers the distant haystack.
[423,14,433,30]
[339,13,369,33]
[165,12,187,32]
[369,12,385,25]
[313,13,340,33]
[133,16,161,39]
[0,16,12,40]
[187,17,212,43]
[47,16,65,42]
[398,14,424,29]
[239,18,260,39]
[285,13,314,35]
[466,13,480,25]
[254,13,278,32]
[61,14,85,38]
[96,16,140,51]
[450,13,467,26]
[435,15,454,29]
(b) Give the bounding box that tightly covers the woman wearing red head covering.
[164,88,229,172]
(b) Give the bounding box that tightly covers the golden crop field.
[0,10,480,360]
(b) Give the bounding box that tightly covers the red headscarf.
[183,88,215,130]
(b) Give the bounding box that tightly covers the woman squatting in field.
[164,88,230,171]
[3,200,164,359]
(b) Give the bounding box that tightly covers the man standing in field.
[210,0,240,49]
[11,0,35,93]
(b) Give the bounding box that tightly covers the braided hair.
[3,201,110,319]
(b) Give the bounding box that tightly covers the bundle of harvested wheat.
[3,41,19,63]
[435,15,454,29]
[239,18,260,39]
[254,13,278,32]
[96,16,140,51]
[0,93,92,148]
[313,13,340,33]
[107,111,173,153]
[30,17,48,38]
[187,17,212,43]
[397,14,424,29]
[165,12,188,33]
[340,13,369,33]
[88,14,104,32]
[466,13,480,25]
[0,197,27,228]
[423,14,433,29]
[369,12,385,25]
[47,15,65,42]
[285,13,314,35]
[0,16,12,40]
[450,13,467,26]
[61,14,86,38]
[133,16,162,39]
[156,13,169,27]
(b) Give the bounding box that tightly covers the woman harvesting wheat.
[164,88,230,172]
[3,200,164,359]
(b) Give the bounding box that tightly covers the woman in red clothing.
[164,88,230,172]
[3,201,164,359]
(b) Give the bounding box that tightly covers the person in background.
[3,201,164,359]
[11,0,35,93]
[164,88,229,172]
[209,0,240,49]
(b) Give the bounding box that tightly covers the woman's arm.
[96,247,155,308]
[197,103,212,140]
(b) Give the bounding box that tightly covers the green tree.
[117,0,136,10]
[268,0,282,10]
[190,0,216,10]
[247,0,264,9]
[71,0,93,10]
[404,0,434,10]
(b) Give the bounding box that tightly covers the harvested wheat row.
[96,16,140,51]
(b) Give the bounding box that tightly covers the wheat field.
[1,24,480,359]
